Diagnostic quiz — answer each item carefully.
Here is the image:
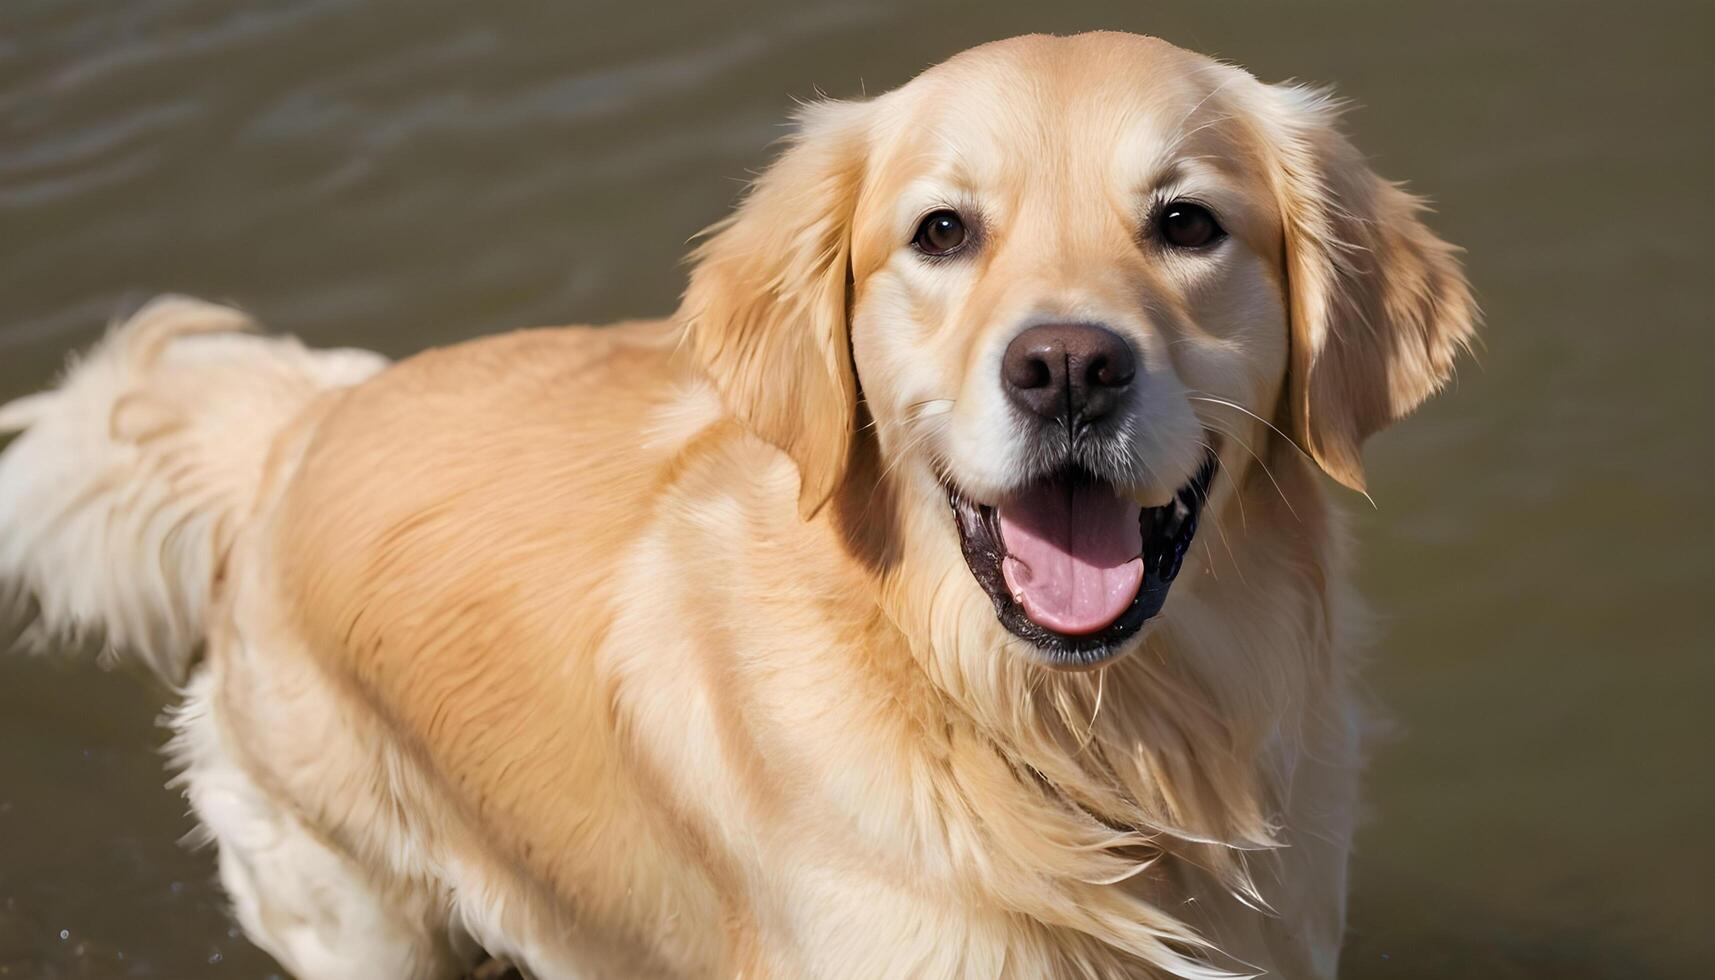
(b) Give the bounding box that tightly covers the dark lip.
[948,450,1219,668]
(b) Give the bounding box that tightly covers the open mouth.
[949,452,1218,666]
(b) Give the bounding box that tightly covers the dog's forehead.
[882,32,1255,182]
[927,31,1207,82]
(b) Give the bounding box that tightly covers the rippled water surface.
[2,1,1711,977]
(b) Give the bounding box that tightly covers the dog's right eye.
[912,210,968,256]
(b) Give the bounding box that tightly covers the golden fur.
[0,32,1474,979]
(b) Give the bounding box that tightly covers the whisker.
[1194,436,1244,531]
[1194,437,1244,582]
[866,398,953,436]
[1196,414,1298,529]
[1187,392,1363,509]
[1205,418,1300,524]
[1185,394,1313,467]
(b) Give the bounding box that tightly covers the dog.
[0,32,1475,979]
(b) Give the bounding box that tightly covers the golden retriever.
[0,32,1474,979]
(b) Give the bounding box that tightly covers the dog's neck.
[832,436,1345,973]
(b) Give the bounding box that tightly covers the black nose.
[1001,323,1137,427]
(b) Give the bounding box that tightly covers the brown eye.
[1159,201,1224,249]
[912,210,968,256]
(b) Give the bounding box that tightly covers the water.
[2,1,1710,976]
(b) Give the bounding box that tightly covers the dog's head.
[683,33,1474,669]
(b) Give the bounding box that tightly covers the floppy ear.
[1266,85,1478,492]
[681,99,871,520]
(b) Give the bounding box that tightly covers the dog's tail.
[0,296,387,684]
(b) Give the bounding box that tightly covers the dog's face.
[686,33,1473,668]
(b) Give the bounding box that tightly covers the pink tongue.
[998,480,1144,636]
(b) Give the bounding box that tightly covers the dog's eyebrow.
[1137,143,1253,204]
[1141,159,1189,194]
[1131,100,1250,189]
[1135,156,1215,204]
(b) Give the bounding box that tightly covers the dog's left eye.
[1158,201,1225,249]
[912,210,968,256]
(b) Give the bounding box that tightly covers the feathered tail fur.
[0,296,386,684]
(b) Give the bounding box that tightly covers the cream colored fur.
[0,33,1473,980]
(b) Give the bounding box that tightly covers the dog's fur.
[0,33,1474,979]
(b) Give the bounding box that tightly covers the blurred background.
[1,1,1710,977]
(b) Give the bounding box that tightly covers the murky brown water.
[2,1,1711,977]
